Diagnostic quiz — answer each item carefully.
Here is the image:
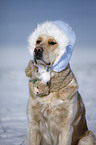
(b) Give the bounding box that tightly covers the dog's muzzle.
[34,47,43,60]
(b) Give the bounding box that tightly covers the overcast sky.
[0,0,96,49]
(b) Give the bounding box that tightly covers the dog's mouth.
[35,58,51,66]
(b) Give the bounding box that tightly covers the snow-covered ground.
[0,48,96,145]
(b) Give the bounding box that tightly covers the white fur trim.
[38,65,50,84]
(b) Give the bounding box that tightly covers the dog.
[25,21,96,145]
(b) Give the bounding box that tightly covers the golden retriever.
[25,22,96,145]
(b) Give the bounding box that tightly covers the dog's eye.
[36,40,41,44]
[49,42,57,45]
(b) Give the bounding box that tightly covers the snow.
[0,48,96,145]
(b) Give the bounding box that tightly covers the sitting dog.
[25,21,96,145]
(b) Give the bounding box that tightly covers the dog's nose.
[34,47,43,53]
[34,47,43,60]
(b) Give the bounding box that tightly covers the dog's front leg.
[59,125,73,145]
[27,124,41,145]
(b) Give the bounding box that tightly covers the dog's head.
[28,21,76,72]
[34,35,59,67]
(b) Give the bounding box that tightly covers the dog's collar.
[30,79,37,88]
[28,64,74,98]
[31,79,37,83]
[49,64,74,93]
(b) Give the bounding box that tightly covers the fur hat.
[28,20,76,72]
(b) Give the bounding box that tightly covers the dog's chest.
[33,97,70,144]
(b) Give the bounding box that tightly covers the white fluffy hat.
[28,20,76,72]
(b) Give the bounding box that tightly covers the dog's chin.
[35,59,51,67]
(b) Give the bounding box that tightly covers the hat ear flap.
[52,45,73,72]
[63,45,73,66]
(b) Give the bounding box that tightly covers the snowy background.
[0,0,96,144]
[0,48,96,145]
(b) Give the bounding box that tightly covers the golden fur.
[25,35,96,145]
